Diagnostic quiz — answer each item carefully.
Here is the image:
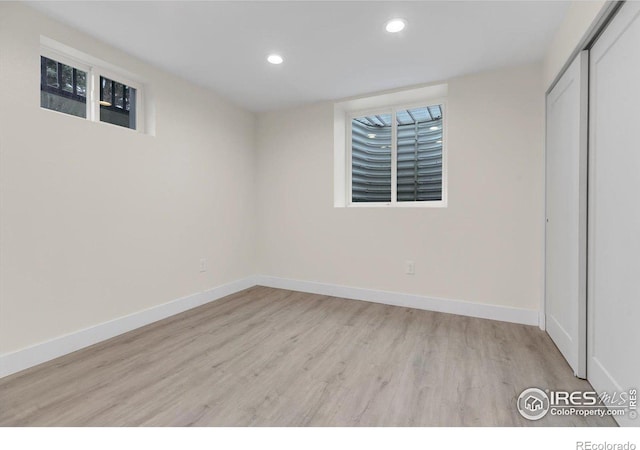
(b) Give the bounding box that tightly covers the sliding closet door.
[589,1,640,427]
[545,52,588,378]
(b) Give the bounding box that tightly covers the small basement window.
[40,37,145,133]
[348,103,446,206]
[333,84,448,208]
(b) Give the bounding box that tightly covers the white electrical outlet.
[405,260,415,275]
[199,258,207,272]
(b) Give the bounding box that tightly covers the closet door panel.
[545,51,588,378]
[589,1,640,427]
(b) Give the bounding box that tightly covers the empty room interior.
[1,0,639,437]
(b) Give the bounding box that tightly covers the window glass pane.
[114,82,124,109]
[351,114,392,202]
[40,56,86,118]
[76,71,86,97]
[397,105,443,202]
[100,77,112,105]
[100,76,136,130]
[124,86,130,111]
[61,64,73,93]
[45,58,58,87]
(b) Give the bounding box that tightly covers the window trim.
[40,37,145,133]
[346,99,448,208]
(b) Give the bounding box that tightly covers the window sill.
[343,201,448,208]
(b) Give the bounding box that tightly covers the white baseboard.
[538,311,546,331]
[0,277,256,379]
[1,274,540,379]
[255,275,540,327]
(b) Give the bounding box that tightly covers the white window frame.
[92,68,144,132]
[39,47,93,121]
[346,99,448,208]
[40,37,146,133]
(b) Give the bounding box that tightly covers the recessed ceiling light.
[367,133,377,139]
[385,18,406,33]
[267,54,283,65]
[430,126,440,131]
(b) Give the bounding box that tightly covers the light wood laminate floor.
[0,286,615,426]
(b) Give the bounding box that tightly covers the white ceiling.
[30,1,570,112]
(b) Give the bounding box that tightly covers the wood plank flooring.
[0,286,615,426]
